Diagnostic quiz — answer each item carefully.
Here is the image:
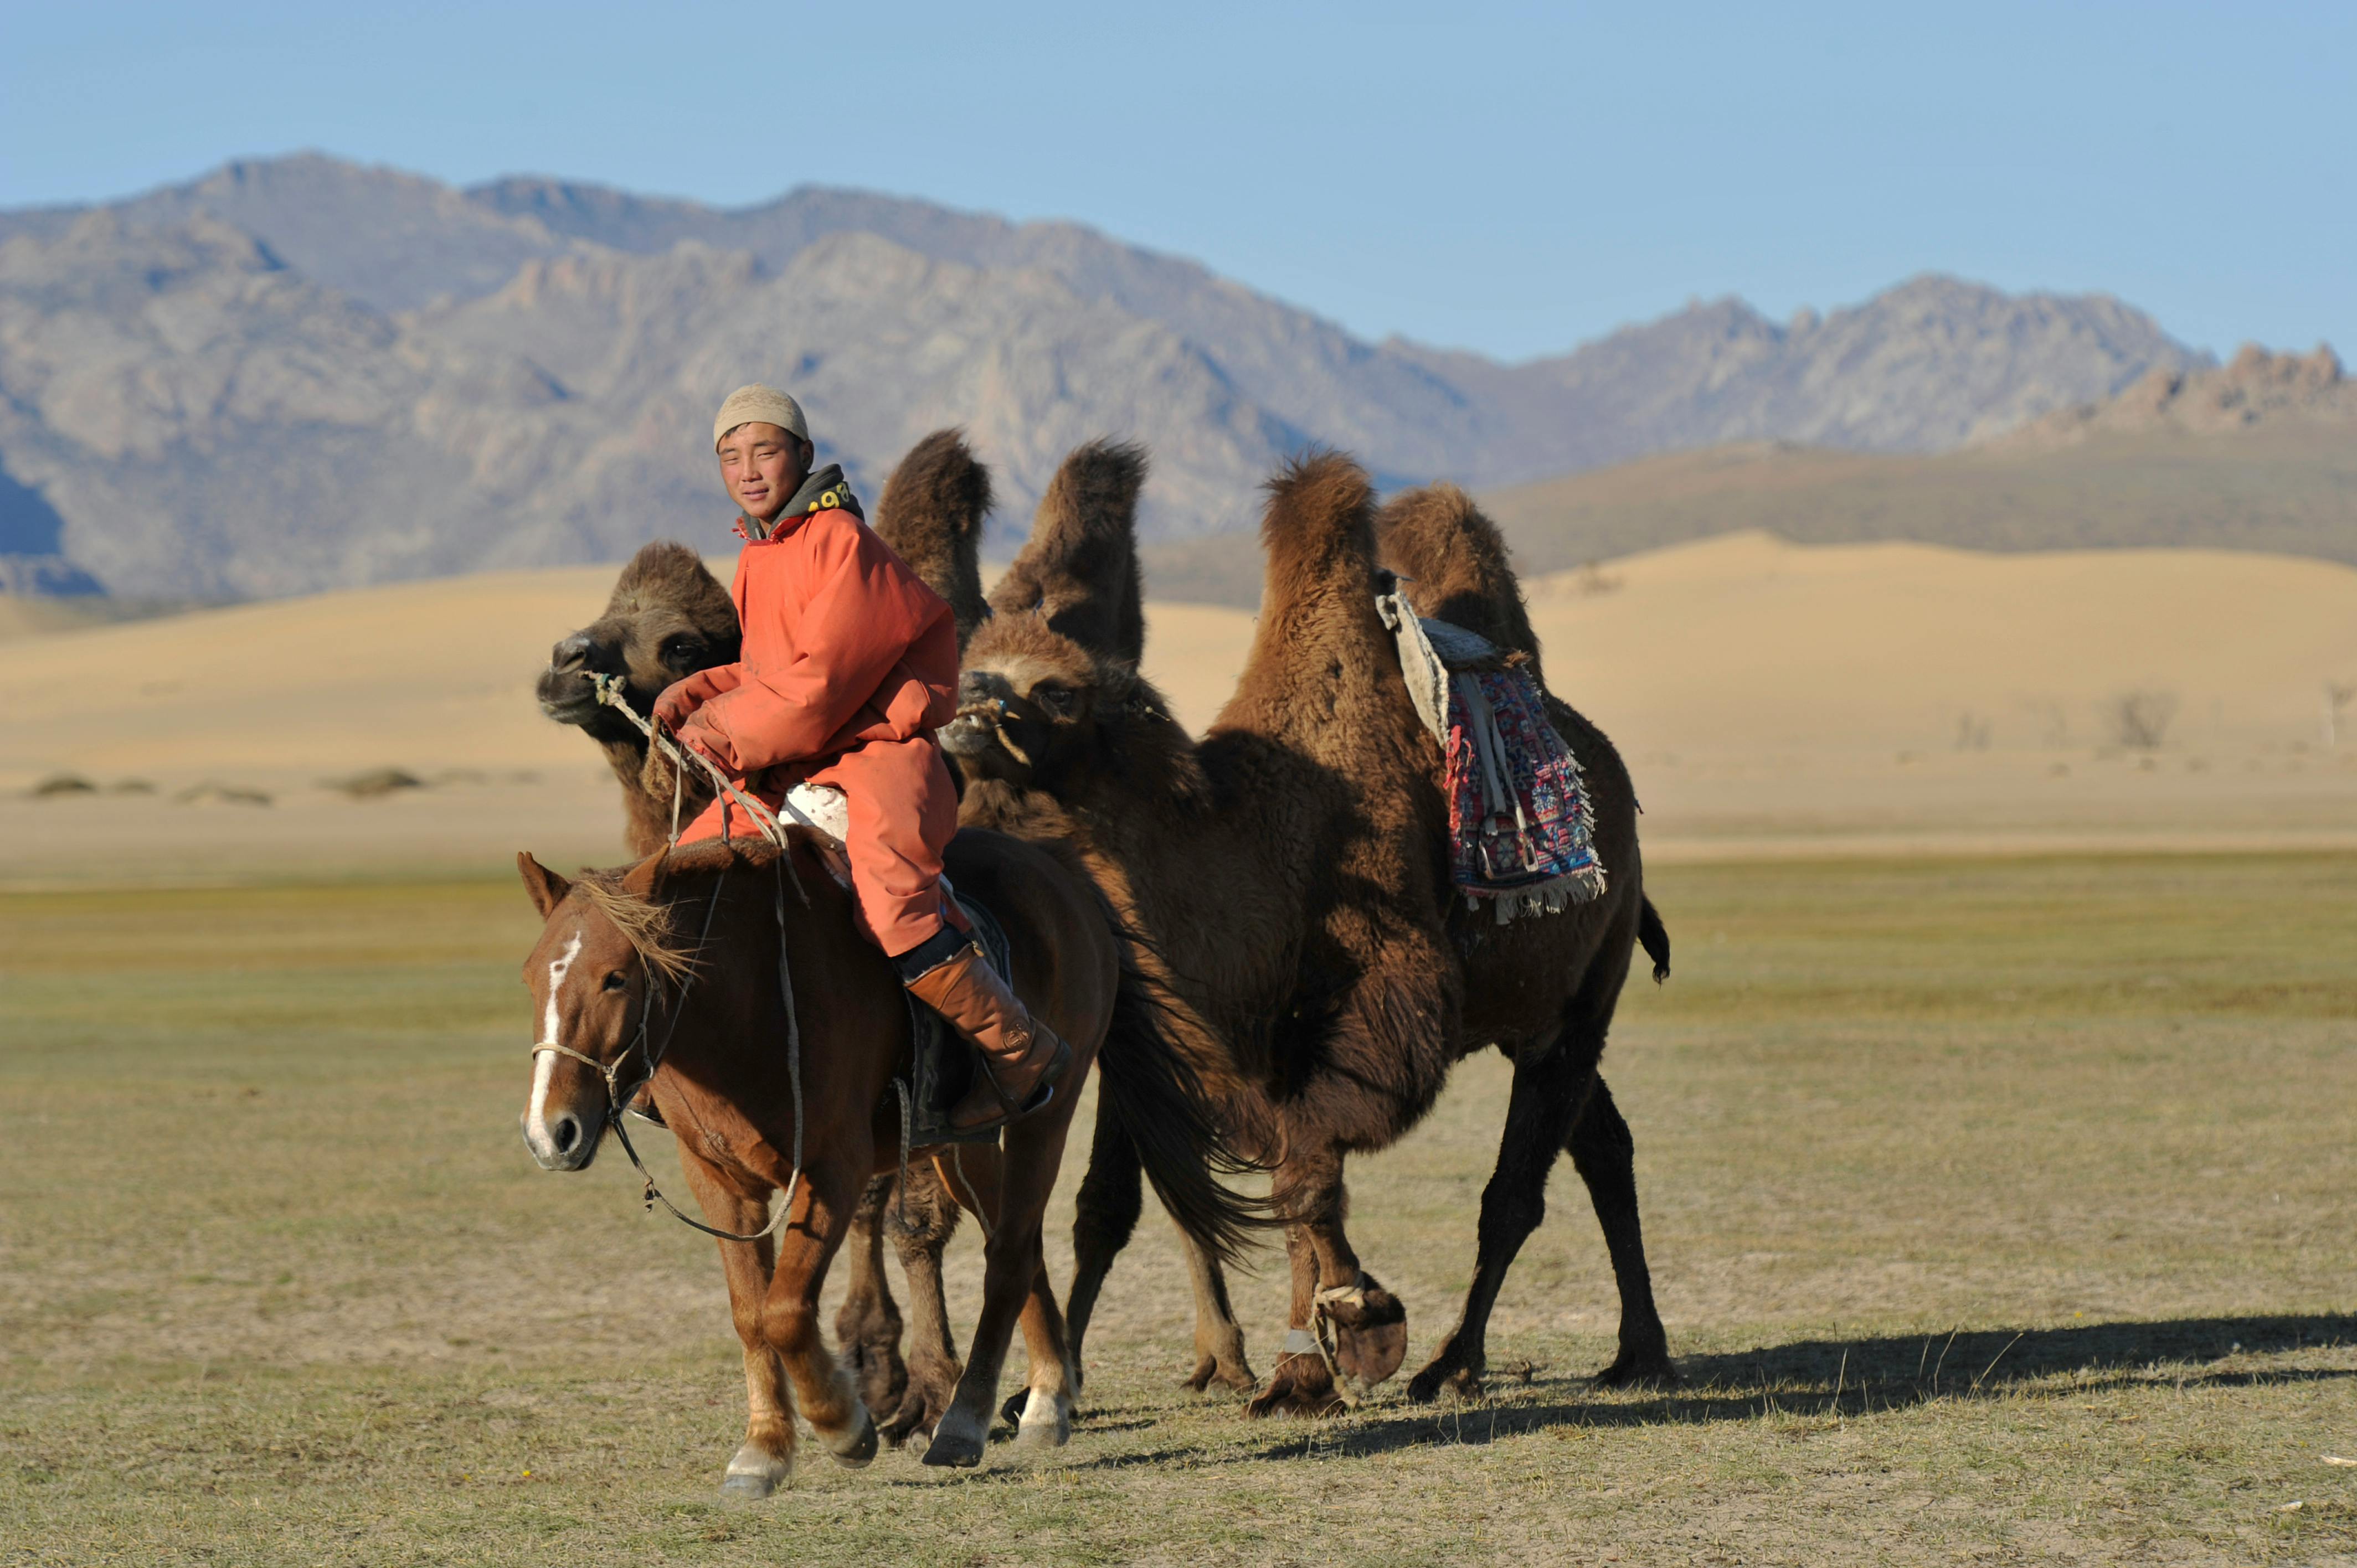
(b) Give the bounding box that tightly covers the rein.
[522,674,810,1246]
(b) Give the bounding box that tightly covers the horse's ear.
[621,849,667,898]
[518,852,572,917]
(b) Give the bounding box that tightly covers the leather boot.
[903,943,1071,1135]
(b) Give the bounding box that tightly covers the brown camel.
[530,430,1003,1445]
[948,452,1672,1414]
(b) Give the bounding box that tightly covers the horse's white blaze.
[526,932,583,1153]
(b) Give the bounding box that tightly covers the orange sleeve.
[694,514,950,772]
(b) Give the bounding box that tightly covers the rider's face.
[717,422,811,524]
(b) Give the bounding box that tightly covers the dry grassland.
[3,854,2352,1565]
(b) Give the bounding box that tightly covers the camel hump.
[989,437,1150,663]
[875,429,993,646]
[1258,450,1378,592]
[1375,483,1540,662]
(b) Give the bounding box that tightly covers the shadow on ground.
[1056,1312,2357,1470]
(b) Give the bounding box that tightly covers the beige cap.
[712,384,809,451]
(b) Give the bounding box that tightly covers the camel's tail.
[1092,935,1273,1270]
[1639,896,1671,984]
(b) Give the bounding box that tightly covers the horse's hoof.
[999,1391,1027,1430]
[824,1409,878,1469]
[1013,1389,1072,1450]
[722,1445,790,1497]
[1593,1349,1679,1390]
[920,1409,987,1468]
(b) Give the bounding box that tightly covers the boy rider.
[654,385,1067,1134]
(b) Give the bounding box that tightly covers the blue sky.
[2,1,2348,362]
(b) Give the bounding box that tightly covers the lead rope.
[560,674,809,1246]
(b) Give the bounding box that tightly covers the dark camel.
[517,829,1256,1485]
[948,453,1674,1414]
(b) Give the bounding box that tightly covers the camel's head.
[537,542,740,743]
[943,611,1184,796]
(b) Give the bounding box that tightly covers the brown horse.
[531,432,1002,1445]
[517,827,1255,1488]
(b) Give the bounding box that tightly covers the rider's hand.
[676,714,735,772]
[652,678,703,729]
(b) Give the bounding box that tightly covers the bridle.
[523,673,812,1245]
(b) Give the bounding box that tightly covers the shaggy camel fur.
[532,431,1000,1446]
[536,541,738,855]
[951,453,1674,1412]
[986,439,1150,663]
[949,455,1465,1415]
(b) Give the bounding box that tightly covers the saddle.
[778,782,1017,1148]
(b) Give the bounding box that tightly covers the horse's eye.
[602,972,629,993]
[660,637,701,669]
[1034,684,1075,718]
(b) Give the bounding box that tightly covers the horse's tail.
[1639,896,1671,984]
[1092,936,1272,1270]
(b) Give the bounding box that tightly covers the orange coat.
[658,504,962,955]
[661,507,959,775]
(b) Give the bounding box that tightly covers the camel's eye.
[1033,683,1076,718]
[660,636,702,670]
[601,972,629,993]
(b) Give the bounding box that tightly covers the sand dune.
[3,533,2353,881]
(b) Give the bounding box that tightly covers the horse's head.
[516,850,676,1172]
[537,542,740,739]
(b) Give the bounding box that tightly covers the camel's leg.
[1247,1153,1381,1418]
[1406,1024,1598,1403]
[675,1153,795,1497]
[877,1163,966,1447]
[834,1175,909,1422]
[1567,1077,1675,1388]
[1063,1098,1144,1389]
[924,1116,1071,1468]
[757,1163,877,1471]
[1177,1223,1256,1393]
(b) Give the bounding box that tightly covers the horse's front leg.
[759,1163,877,1473]
[675,1152,796,1497]
[924,1120,1068,1468]
[834,1174,909,1422]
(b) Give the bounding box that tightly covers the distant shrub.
[31,773,97,798]
[2106,688,2180,751]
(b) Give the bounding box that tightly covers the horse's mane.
[573,833,812,986]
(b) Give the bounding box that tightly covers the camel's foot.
[1406,1336,1483,1404]
[920,1404,989,1469]
[821,1406,878,1469]
[836,1296,908,1423]
[721,1442,791,1498]
[1323,1273,1408,1396]
[1012,1387,1073,1451]
[1593,1343,1679,1390]
[1185,1348,1259,1394]
[879,1354,961,1449]
[1245,1350,1349,1419]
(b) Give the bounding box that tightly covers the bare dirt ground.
[3,854,2350,1565]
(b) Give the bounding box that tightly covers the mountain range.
[1,153,2210,600]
